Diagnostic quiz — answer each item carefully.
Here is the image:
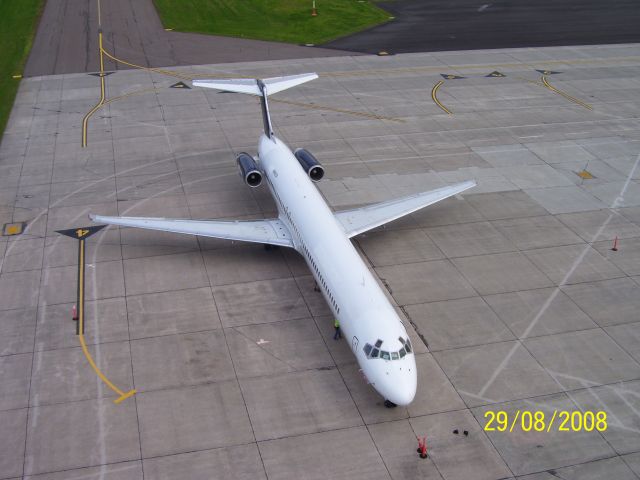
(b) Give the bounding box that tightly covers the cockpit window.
[399,337,405,345]
[364,339,413,360]
[405,338,412,353]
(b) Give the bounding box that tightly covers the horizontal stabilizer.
[192,78,261,95]
[335,180,477,238]
[193,73,318,96]
[262,73,319,95]
[89,215,294,248]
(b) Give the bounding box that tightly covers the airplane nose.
[386,374,417,406]
[381,360,417,406]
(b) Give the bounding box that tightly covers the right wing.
[89,215,294,248]
[335,180,476,238]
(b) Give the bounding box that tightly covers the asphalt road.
[24,0,352,77]
[324,0,640,54]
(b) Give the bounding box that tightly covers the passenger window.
[381,351,390,360]
[364,344,373,356]
[399,348,406,358]
[391,352,399,360]
[371,348,379,358]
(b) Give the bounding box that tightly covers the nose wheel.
[384,400,397,408]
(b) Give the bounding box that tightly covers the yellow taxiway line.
[81,32,107,147]
[541,75,593,110]
[270,98,405,123]
[100,46,193,81]
[81,0,403,137]
[431,80,452,115]
[102,87,161,106]
[86,42,405,130]
[76,236,135,404]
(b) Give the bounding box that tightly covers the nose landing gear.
[384,400,397,408]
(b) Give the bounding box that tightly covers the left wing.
[335,180,476,238]
[89,215,294,248]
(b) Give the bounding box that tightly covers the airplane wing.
[335,180,476,238]
[89,215,294,248]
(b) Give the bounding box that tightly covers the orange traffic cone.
[420,437,428,458]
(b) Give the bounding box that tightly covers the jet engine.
[236,152,262,187]
[294,148,324,182]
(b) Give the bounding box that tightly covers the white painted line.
[478,151,640,398]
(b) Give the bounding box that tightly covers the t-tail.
[193,73,318,138]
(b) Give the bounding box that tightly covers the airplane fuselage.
[258,134,417,406]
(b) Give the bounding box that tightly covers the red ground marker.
[417,436,428,458]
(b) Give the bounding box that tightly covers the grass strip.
[0,0,45,138]
[153,0,390,45]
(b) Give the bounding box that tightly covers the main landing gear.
[384,400,397,408]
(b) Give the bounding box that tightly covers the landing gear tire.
[384,400,397,408]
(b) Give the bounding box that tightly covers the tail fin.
[192,73,318,97]
[192,73,318,139]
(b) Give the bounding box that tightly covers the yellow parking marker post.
[57,225,137,404]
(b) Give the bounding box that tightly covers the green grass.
[153,0,391,45]
[0,0,44,138]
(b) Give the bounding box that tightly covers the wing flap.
[89,215,294,247]
[335,180,476,238]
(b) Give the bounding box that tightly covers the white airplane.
[91,73,476,407]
